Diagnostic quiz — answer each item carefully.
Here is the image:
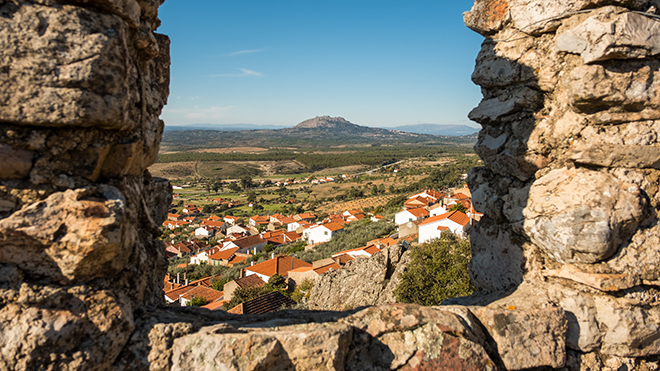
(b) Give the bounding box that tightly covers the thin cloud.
[183,105,235,119]
[229,49,264,56]
[212,68,262,77]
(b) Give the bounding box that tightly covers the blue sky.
[158,1,484,128]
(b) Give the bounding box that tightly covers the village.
[162,179,482,314]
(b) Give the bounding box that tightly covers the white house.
[221,235,268,254]
[418,210,471,243]
[394,207,429,225]
[332,244,381,259]
[195,226,215,237]
[223,215,240,225]
[303,222,344,245]
[226,224,250,236]
[429,204,448,217]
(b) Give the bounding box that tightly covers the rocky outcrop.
[459,0,660,367]
[4,0,660,369]
[308,244,410,311]
[0,0,171,370]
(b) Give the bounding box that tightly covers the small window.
[324,231,328,235]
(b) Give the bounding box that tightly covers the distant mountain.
[165,123,288,131]
[161,116,477,149]
[392,124,479,136]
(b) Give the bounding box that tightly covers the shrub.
[187,295,209,307]
[394,233,474,306]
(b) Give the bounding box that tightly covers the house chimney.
[185,278,188,286]
[251,261,255,266]
[176,273,180,284]
[271,252,275,260]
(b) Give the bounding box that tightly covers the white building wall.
[395,210,416,225]
[305,226,333,245]
[245,270,270,282]
[419,220,466,244]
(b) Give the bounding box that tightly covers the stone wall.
[3,0,660,370]
[0,0,172,369]
[462,0,660,365]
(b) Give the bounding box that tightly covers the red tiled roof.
[227,291,296,315]
[209,247,240,261]
[164,285,196,302]
[245,256,312,278]
[180,286,224,303]
[406,207,429,218]
[321,222,344,232]
[200,220,226,228]
[279,216,296,224]
[202,300,228,310]
[405,196,430,206]
[333,244,382,258]
[419,210,470,227]
[314,263,341,274]
[228,255,249,265]
[232,235,267,249]
[188,274,222,288]
[335,254,354,265]
[233,274,266,289]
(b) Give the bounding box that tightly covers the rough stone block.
[557,9,660,64]
[463,0,510,36]
[523,167,647,264]
[473,307,568,370]
[0,143,33,179]
[0,186,135,283]
[171,323,353,371]
[0,2,136,129]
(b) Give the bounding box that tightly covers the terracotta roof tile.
[180,286,224,303]
[202,300,228,310]
[209,247,240,261]
[419,210,470,227]
[406,207,429,218]
[234,275,266,289]
[232,235,267,249]
[314,263,341,274]
[322,222,344,232]
[227,291,296,315]
[245,256,312,278]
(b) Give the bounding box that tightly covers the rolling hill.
[161,116,477,149]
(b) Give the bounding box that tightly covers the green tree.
[212,180,223,193]
[228,182,241,192]
[211,277,228,291]
[448,203,467,213]
[241,175,253,190]
[266,273,287,291]
[394,233,474,306]
[290,278,314,302]
[223,286,267,310]
[186,295,209,307]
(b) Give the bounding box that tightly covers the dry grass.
[190,147,269,154]
[148,161,196,178]
[318,195,398,214]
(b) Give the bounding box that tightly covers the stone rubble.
[2,0,660,370]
